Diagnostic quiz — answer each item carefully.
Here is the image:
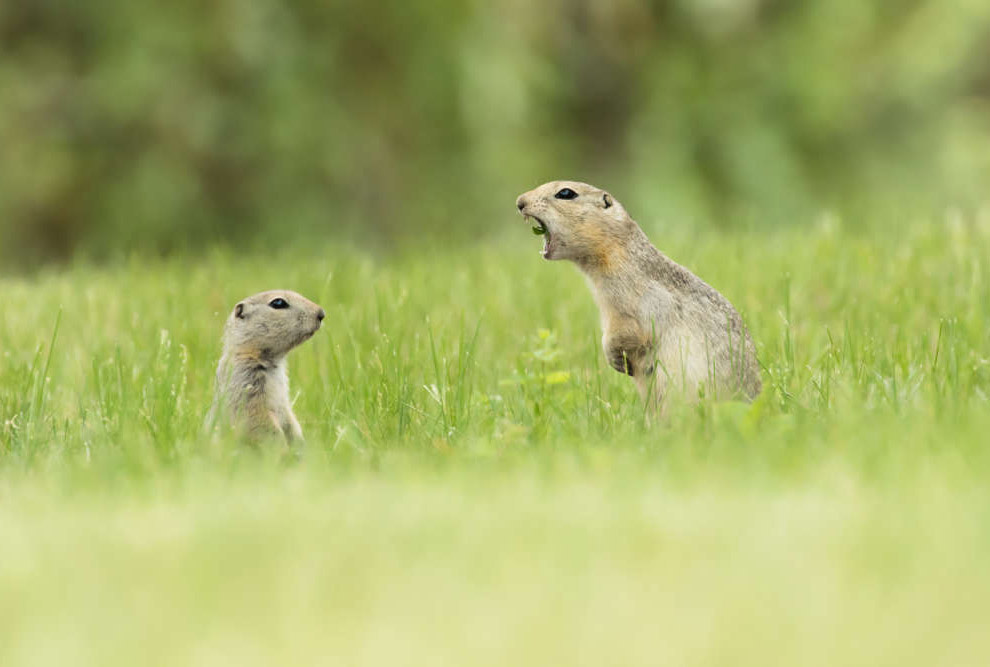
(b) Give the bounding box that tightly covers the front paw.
[608,349,635,376]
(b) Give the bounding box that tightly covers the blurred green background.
[2,0,989,268]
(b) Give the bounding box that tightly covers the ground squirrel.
[515,180,761,407]
[208,290,325,442]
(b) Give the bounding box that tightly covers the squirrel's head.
[515,181,635,264]
[224,290,325,360]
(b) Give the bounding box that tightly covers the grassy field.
[2,214,990,665]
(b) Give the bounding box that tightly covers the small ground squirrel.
[515,180,761,408]
[208,290,325,442]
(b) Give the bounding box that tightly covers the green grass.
[2,215,990,665]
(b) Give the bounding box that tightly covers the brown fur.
[516,181,761,408]
[207,290,324,443]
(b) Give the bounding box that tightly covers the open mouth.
[525,215,553,259]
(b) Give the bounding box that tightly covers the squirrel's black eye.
[554,188,578,200]
[268,298,289,309]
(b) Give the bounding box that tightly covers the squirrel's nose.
[516,196,527,212]
[316,309,325,321]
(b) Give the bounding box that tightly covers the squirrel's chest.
[259,366,291,413]
[596,284,669,340]
[597,284,676,377]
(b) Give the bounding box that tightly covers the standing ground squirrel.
[208,290,325,442]
[515,181,761,408]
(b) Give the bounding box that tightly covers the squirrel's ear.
[602,193,613,209]
[234,303,245,319]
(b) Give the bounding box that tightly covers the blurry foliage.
[1,0,989,267]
